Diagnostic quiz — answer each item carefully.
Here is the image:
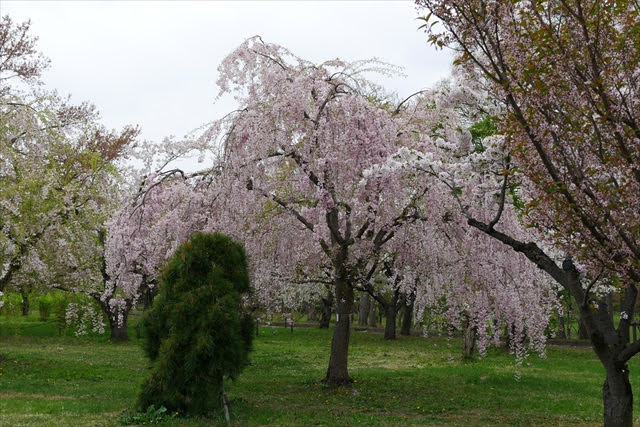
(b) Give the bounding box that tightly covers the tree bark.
[97,232,129,342]
[384,303,398,340]
[368,299,377,327]
[504,323,515,350]
[306,304,318,322]
[557,312,567,339]
[20,287,30,316]
[108,314,129,341]
[603,366,633,427]
[94,292,130,342]
[324,275,354,385]
[358,293,370,326]
[318,292,333,329]
[578,318,589,340]
[400,293,415,336]
[462,315,476,359]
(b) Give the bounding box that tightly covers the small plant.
[119,405,176,425]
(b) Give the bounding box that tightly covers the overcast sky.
[3,1,453,146]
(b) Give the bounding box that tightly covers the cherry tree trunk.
[462,316,476,359]
[557,312,567,339]
[108,315,129,341]
[368,300,377,327]
[307,305,318,322]
[319,293,333,329]
[400,295,415,336]
[578,319,589,340]
[384,303,397,340]
[324,277,354,385]
[94,294,130,341]
[603,366,633,427]
[20,288,29,316]
[358,294,370,326]
[504,324,515,350]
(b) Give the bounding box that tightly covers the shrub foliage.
[138,232,254,415]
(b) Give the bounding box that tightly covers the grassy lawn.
[1,315,639,426]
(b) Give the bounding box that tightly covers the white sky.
[2,1,453,147]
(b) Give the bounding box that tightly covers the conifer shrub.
[138,232,254,415]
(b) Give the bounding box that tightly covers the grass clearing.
[1,315,639,425]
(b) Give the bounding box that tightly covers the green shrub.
[53,294,69,335]
[0,292,23,316]
[38,294,54,321]
[138,232,254,416]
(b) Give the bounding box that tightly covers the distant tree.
[139,232,254,416]
[100,169,211,340]
[0,15,137,303]
[0,15,140,340]
[0,15,50,94]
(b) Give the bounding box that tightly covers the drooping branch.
[248,178,316,233]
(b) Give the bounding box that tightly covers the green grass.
[1,315,639,426]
